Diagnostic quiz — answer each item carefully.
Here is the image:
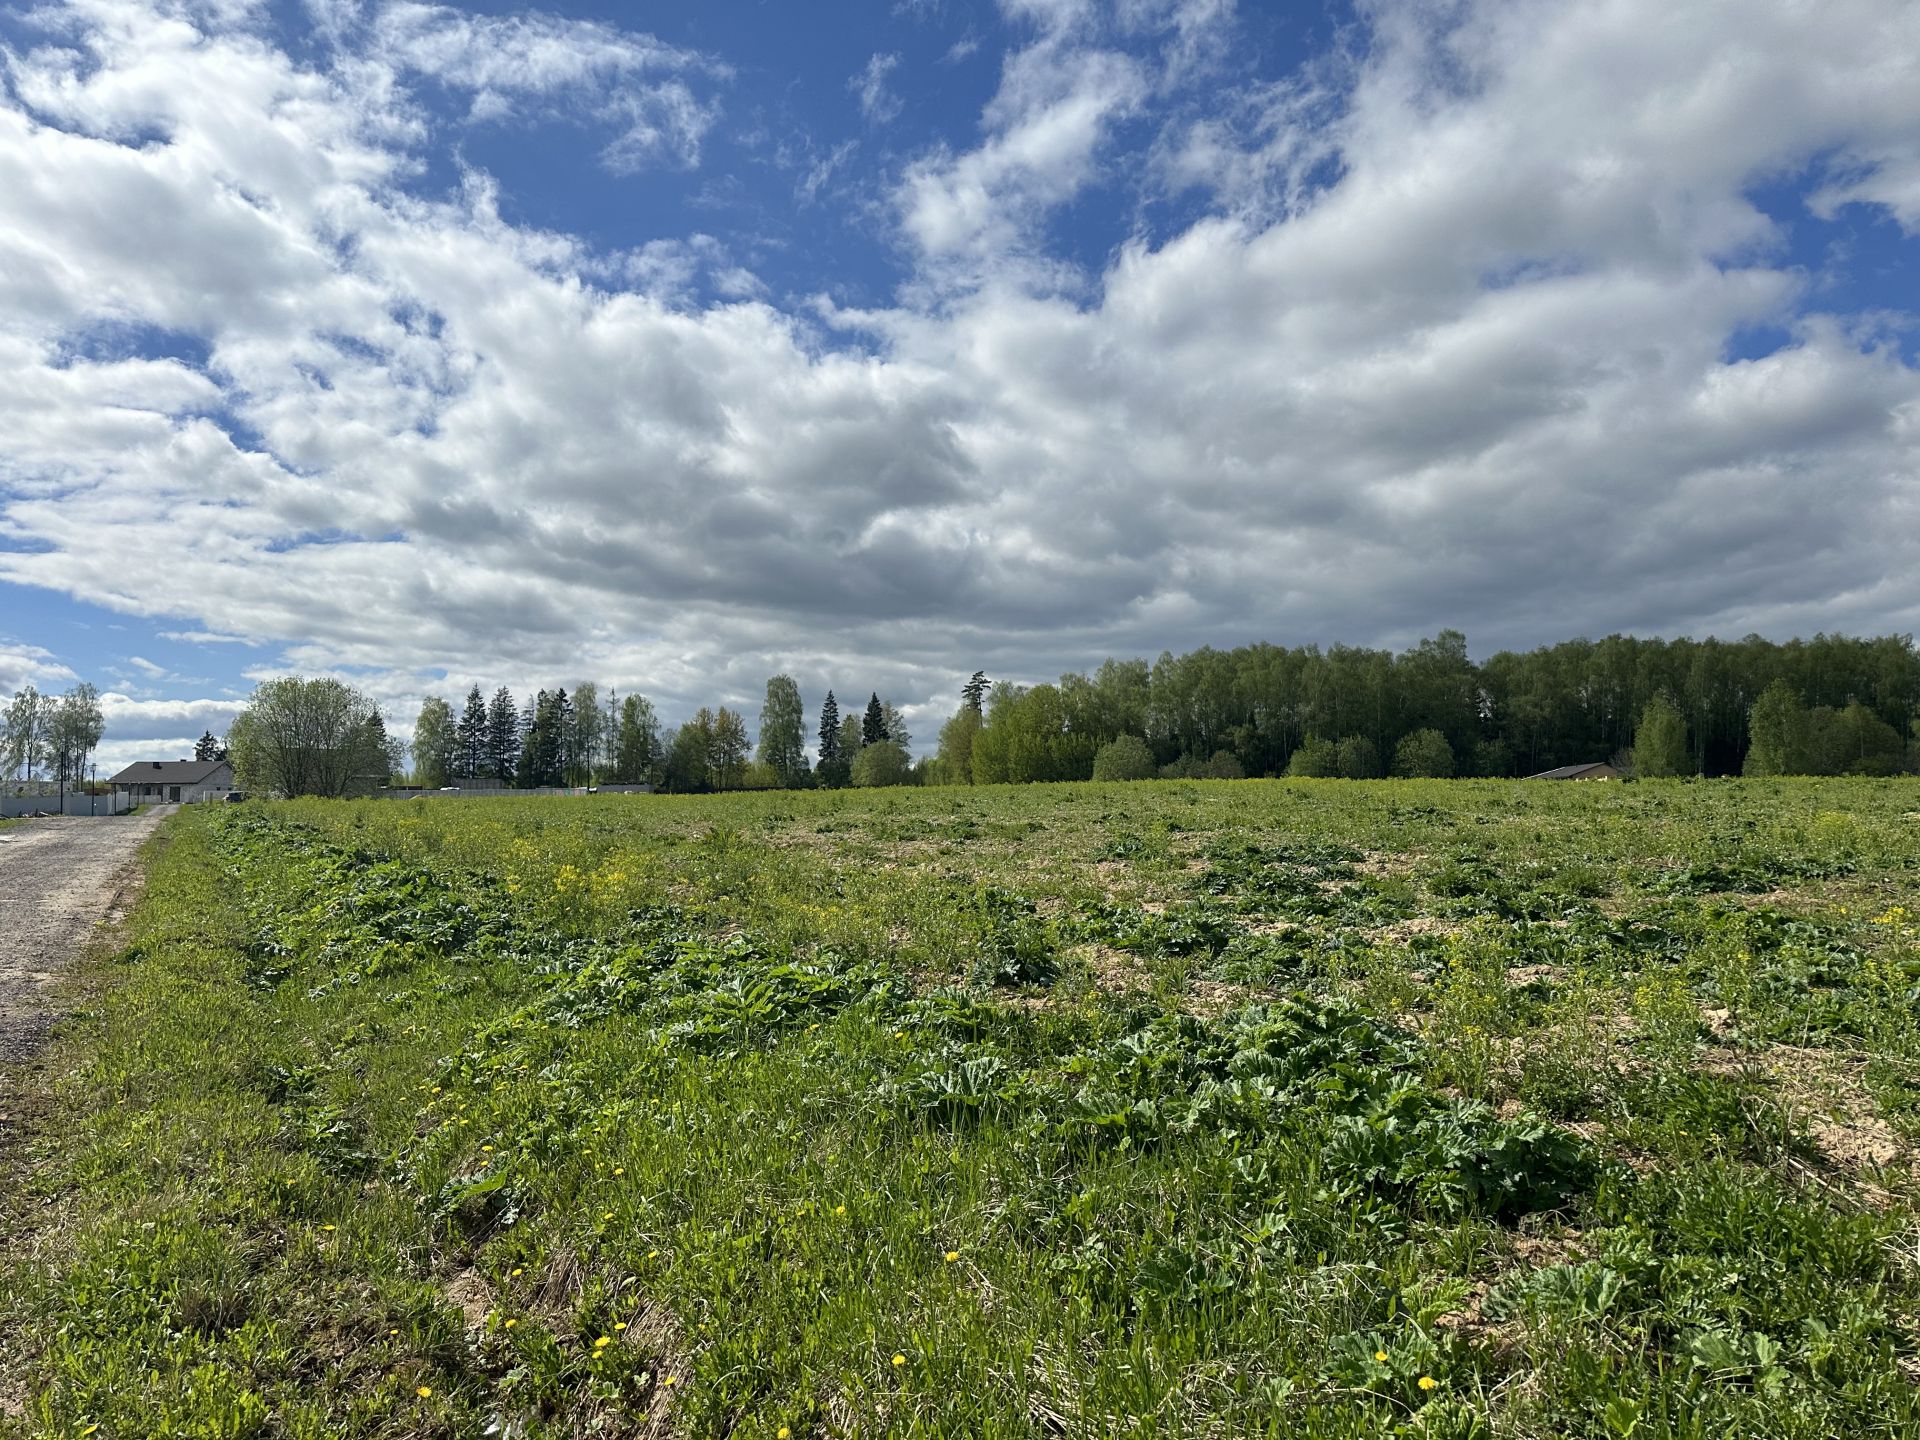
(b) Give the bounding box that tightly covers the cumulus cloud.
[0,0,1918,740]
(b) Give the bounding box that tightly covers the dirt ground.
[0,807,174,1067]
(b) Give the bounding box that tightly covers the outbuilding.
[1525,762,1621,781]
[108,758,236,804]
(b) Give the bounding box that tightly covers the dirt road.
[0,807,175,1065]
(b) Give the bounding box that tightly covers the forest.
[382,629,1920,797]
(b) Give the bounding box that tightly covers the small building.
[1525,762,1621,781]
[108,759,236,804]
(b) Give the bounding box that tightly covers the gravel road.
[0,807,175,1065]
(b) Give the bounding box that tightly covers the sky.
[1,0,1918,771]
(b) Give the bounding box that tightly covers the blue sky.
[1,0,1917,768]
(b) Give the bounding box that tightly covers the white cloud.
[851,52,902,125]
[0,0,1917,739]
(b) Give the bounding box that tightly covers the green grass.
[5,778,1920,1437]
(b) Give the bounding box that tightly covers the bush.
[1202,749,1245,779]
[1392,728,1454,778]
[1285,737,1338,777]
[850,740,914,788]
[1092,735,1157,781]
[1334,735,1381,779]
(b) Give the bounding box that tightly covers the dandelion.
[834,1204,847,1216]
[595,1336,612,1349]
[779,1429,792,1439]
[417,1386,433,1398]
[511,1267,524,1277]
[505,1319,518,1329]
[603,1210,615,1220]
[1374,1350,1388,1363]
[389,1328,399,1336]
[1418,1376,1438,1391]
[944,1251,959,1263]
[616,1322,629,1331]
[664,1375,679,1387]
[614,1167,625,1176]
[892,1353,906,1367]
[481,1145,494,1153]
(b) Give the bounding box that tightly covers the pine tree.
[962,671,991,713]
[863,692,887,746]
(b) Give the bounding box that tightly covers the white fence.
[1,793,134,818]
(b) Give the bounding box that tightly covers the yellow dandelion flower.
[892,1353,906,1367]
[1418,1376,1438,1391]
[1374,1350,1387,1363]
[664,1375,679,1387]
[594,1336,612,1348]
[944,1251,959,1263]
[505,1319,518,1329]
[388,1328,399,1336]
[648,1249,659,1259]
[481,1145,494,1153]
[613,1166,625,1176]
[779,1429,792,1439]
[511,1267,523,1276]
[321,1224,336,1232]
[615,1322,629,1331]
[834,1204,847,1216]
[603,1210,615,1219]
[417,1386,433,1398]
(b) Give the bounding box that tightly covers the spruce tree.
[818,691,841,763]
[455,686,487,780]
[486,687,519,783]
[863,692,887,746]
[194,730,222,763]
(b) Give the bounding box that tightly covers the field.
[5,779,1920,1438]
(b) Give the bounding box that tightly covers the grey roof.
[1525,763,1616,780]
[107,759,233,785]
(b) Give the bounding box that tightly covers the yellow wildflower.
[417,1386,433,1398]
[1374,1350,1387,1363]
[892,1353,906,1367]
[944,1251,959,1263]
[1418,1376,1438,1391]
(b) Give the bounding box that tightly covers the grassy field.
[4,779,1920,1438]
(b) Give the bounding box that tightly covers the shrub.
[850,740,913,787]
[1334,735,1381,779]
[1202,749,1245,779]
[1092,735,1157,781]
[1286,737,1338,777]
[1392,728,1454,778]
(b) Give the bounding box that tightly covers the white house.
[108,759,236,804]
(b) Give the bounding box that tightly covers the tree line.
[203,628,1920,798]
[928,631,1919,784]
[1,683,105,798]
